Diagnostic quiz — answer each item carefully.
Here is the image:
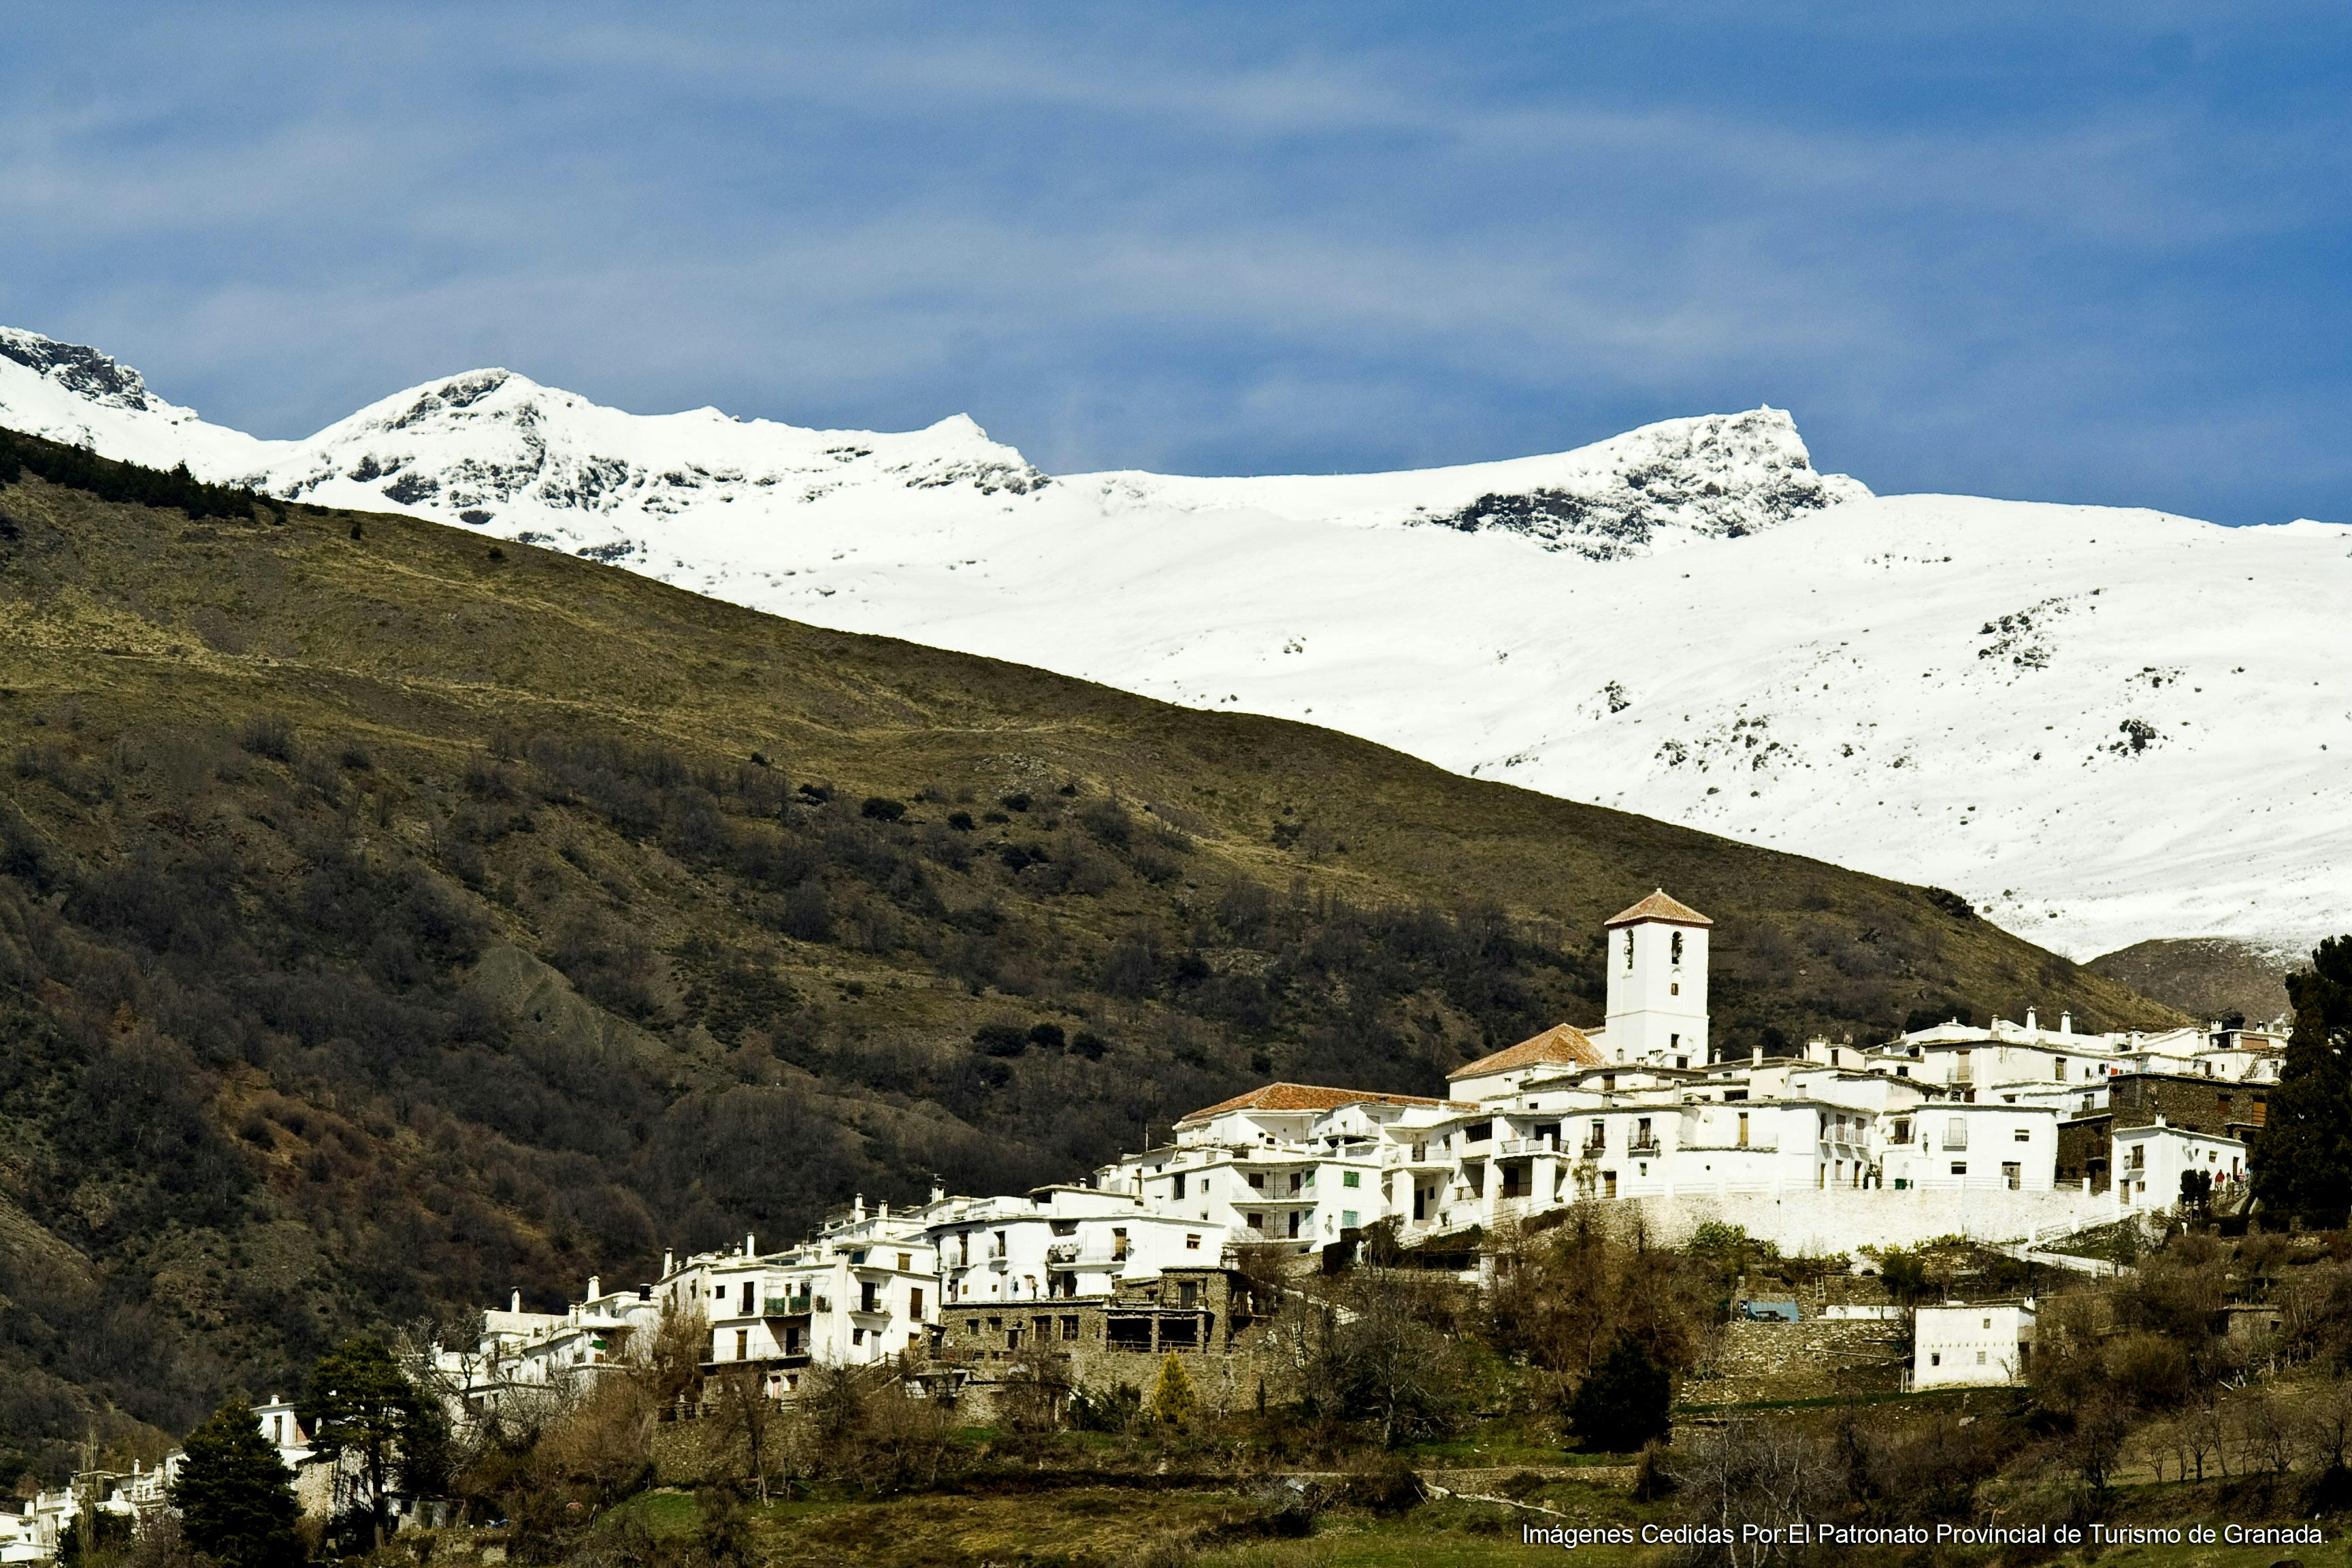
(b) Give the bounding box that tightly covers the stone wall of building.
[917,1264,1305,1422]
[2110,1074,2265,1139]
[2057,1115,2113,1190]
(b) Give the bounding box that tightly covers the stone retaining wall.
[1682,1318,1908,1406]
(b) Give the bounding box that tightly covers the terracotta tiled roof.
[1448,1022,1605,1081]
[1176,1081,1467,1126]
[1603,888,1713,928]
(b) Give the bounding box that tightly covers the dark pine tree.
[297,1339,434,1552]
[169,1399,305,1568]
[2251,936,2352,1228]
[1566,1336,1673,1454]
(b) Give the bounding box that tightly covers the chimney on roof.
[1751,1046,1762,1066]
[2026,1008,2038,1033]
[587,1275,600,1301]
[510,1290,521,1313]
[745,1232,756,1256]
[854,1194,866,1222]
[663,1250,674,1277]
[930,1180,945,1204]
[2061,1011,2072,1034]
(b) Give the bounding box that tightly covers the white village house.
[1912,1301,2037,1390]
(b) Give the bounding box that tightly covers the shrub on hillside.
[974,1022,1030,1057]
[1567,1337,1673,1453]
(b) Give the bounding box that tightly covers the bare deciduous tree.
[706,1362,779,1503]
[1669,1418,1833,1567]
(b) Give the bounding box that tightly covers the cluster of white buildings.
[1096,892,2278,1254]
[0,1402,318,1565]
[427,889,2278,1412]
[431,1181,1238,1409]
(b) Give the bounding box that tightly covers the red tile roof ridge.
[1176,1081,1473,1124]
[1603,888,1713,928]
[1450,1022,1606,1080]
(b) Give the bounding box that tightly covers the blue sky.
[5,3,2349,522]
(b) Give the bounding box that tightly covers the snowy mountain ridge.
[4,326,2345,961]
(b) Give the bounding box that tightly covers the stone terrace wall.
[1682,1318,1910,1406]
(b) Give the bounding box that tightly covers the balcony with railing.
[1580,1135,1607,1158]
[1627,1136,1662,1156]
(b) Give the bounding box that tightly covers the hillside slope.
[0,431,2172,1484]
[5,327,2345,956]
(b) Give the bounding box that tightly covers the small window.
[1343,1171,1360,1188]
[1185,1233,1201,1250]
[1976,1350,1987,1365]
[1929,1352,1941,1367]
[1950,1162,1967,1176]
[1342,1209,1359,1228]
[2014,1127,2031,1142]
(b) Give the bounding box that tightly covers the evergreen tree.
[2251,936,2352,1228]
[169,1399,304,1568]
[1150,1352,1197,1430]
[1566,1337,1672,1453]
[297,1339,434,1551]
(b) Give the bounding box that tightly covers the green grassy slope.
[0,435,2176,1483]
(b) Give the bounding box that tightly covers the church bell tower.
[1601,889,1712,1067]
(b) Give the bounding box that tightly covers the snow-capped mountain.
[5,327,2346,960]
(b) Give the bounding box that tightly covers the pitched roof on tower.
[1175,1082,1470,1126]
[1603,889,1714,928]
[1449,1022,1605,1081]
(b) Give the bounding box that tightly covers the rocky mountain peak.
[0,327,164,414]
